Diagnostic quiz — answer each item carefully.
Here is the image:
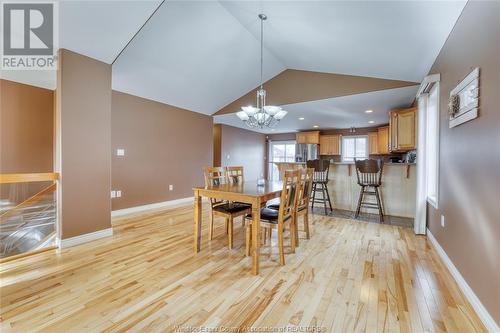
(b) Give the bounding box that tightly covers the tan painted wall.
[216,69,418,115]
[219,124,266,182]
[426,1,500,323]
[111,91,213,211]
[0,79,53,173]
[56,49,112,239]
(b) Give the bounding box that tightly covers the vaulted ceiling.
[1,0,467,117]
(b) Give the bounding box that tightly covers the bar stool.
[354,159,384,222]
[307,159,333,215]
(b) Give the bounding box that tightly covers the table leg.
[251,198,261,275]
[194,191,202,253]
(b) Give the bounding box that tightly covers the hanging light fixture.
[236,14,287,128]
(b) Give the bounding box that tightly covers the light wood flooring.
[0,204,486,332]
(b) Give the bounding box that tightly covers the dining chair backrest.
[306,159,330,182]
[225,166,244,185]
[278,170,300,226]
[204,166,225,206]
[297,168,314,210]
[354,159,384,186]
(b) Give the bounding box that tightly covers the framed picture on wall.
[448,67,479,128]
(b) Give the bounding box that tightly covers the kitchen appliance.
[296,144,318,162]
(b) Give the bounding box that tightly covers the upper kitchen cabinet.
[389,107,417,152]
[296,131,320,144]
[368,132,378,154]
[369,126,390,155]
[319,134,341,155]
[377,126,390,154]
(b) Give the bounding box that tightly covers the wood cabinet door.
[377,126,389,154]
[319,134,341,155]
[296,133,306,144]
[368,132,378,154]
[397,108,417,150]
[390,111,398,151]
[305,131,320,144]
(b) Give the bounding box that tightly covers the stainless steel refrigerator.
[295,144,318,162]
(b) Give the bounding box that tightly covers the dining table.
[193,180,283,275]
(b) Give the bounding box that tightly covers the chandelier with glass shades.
[236,14,287,128]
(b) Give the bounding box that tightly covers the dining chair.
[354,159,385,222]
[225,166,244,185]
[267,168,314,245]
[245,169,300,265]
[203,167,251,249]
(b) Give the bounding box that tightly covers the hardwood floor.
[0,204,486,332]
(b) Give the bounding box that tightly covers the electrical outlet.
[116,190,122,198]
[441,215,445,228]
[226,154,230,160]
[111,190,116,198]
[169,185,174,191]
[116,148,125,156]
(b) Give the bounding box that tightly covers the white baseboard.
[61,228,113,248]
[427,229,499,332]
[111,196,194,218]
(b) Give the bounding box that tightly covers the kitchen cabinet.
[296,131,320,144]
[368,132,378,154]
[389,107,417,152]
[377,126,390,154]
[319,134,341,155]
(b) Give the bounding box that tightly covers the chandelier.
[236,14,287,128]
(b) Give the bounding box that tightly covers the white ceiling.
[220,0,467,82]
[112,1,285,115]
[1,0,161,90]
[214,85,419,134]
[1,0,466,117]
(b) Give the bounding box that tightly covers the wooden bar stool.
[307,159,333,215]
[245,170,300,265]
[354,159,385,222]
[203,167,251,249]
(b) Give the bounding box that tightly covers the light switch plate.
[116,149,125,156]
[169,185,174,191]
[441,215,445,228]
[116,190,122,198]
[111,190,116,198]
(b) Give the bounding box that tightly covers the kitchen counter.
[327,163,416,218]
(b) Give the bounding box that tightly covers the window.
[426,83,440,208]
[268,141,296,181]
[341,136,368,162]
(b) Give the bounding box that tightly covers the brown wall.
[111,91,213,210]
[216,69,418,115]
[218,124,266,182]
[0,79,53,173]
[427,1,500,323]
[56,49,112,239]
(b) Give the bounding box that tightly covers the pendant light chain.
[235,14,287,129]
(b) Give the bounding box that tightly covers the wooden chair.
[245,170,300,265]
[225,166,244,185]
[267,168,314,246]
[354,159,384,222]
[203,167,251,249]
[296,168,314,242]
[307,159,333,215]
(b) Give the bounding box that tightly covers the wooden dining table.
[193,181,283,275]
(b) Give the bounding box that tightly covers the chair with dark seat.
[307,159,333,215]
[245,170,300,265]
[203,167,251,249]
[267,168,314,245]
[354,159,385,222]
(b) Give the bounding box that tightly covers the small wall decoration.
[449,67,479,128]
